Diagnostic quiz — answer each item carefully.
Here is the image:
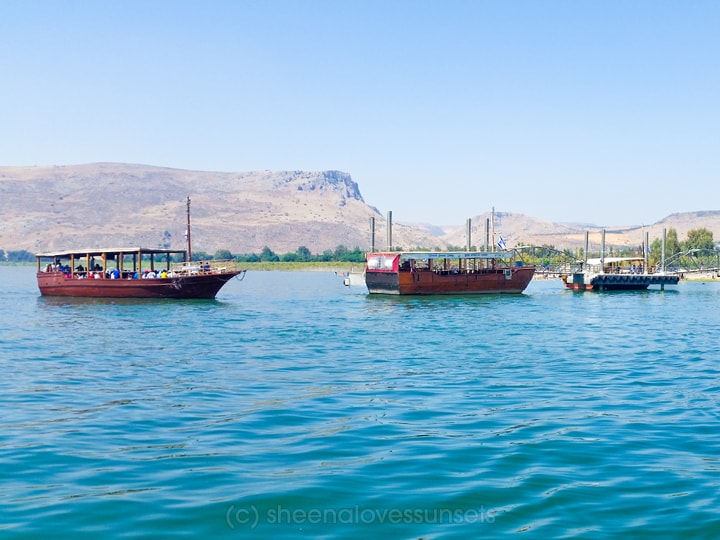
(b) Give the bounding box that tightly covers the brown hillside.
[1,163,718,255]
[440,211,720,252]
[0,163,446,254]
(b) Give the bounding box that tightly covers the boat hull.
[37,271,243,299]
[562,273,679,291]
[366,266,535,295]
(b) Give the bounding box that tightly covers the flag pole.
[186,196,192,263]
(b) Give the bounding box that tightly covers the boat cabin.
[365,250,534,295]
[584,257,652,275]
[36,247,190,279]
[366,251,519,274]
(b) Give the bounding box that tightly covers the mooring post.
[485,218,490,251]
[386,211,392,251]
[186,196,192,263]
[466,218,471,251]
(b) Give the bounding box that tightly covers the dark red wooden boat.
[365,251,534,295]
[35,197,245,299]
[36,248,245,299]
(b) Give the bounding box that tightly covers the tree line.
[196,245,366,263]
[2,229,715,264]
[588,227,716,266]
[648,227,715,258]
[0,245,366,263]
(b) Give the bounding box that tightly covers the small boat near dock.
[561,229,679,291]
[561,257,679,291]
[365,250,535,295]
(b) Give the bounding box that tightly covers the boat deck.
[564,271,679,291]
[590,273,679,290]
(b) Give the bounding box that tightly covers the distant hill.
[0,163,446,254]
[441,210,720,252]
[1,163,719,255]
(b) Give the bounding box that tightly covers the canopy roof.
[586,257,645,265]
[36,247,187,258]
[369,251,514,261]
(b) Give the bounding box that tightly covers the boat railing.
[575,262,666,275]
[169,259,241,276]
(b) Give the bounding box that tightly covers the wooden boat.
[365,251,535,295]
[36,248,245,299]
[561,257,679,291]
[35,197,245,299]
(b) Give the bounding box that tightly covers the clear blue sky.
[2,1,718,226]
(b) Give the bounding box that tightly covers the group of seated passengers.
[610,264,645,274]
[48,261,211,279]
[73,267,170,279]
[76,267,122,279]
[45,262,72,273]
[139,269,169,279]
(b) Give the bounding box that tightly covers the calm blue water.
[2,266,720,539]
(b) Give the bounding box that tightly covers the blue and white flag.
[497,236,507,250]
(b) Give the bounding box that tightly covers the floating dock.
[564,271,679,291]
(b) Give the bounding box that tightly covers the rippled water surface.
[2,266,720,538]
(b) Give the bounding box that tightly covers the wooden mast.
[186,196,192,263]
